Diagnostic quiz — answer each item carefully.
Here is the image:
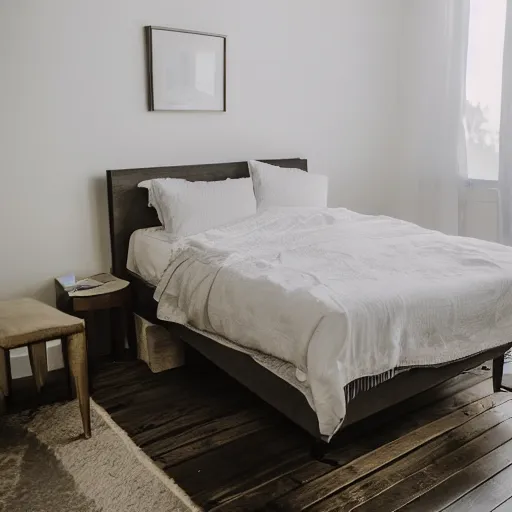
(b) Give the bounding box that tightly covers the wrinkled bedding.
[154,207,512,437]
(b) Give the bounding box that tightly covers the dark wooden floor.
[80,357,512,512]
[11,357,512,511]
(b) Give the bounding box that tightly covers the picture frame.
[145,26,226,112]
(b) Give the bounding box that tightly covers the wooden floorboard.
[272,394,512,511]
[442,463,512,512]
[306,400,512,512]
[65,358,510,511]
[399,436,512,512]
[206,373,498,511]
[351,419,512,511]
[491,494,512,512]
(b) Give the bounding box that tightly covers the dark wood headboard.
[106,158,308,278]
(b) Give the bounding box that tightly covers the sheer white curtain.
[465,1,506,182]
[433,0,470,236]
[400,0,470,235]
[499,0,512,244]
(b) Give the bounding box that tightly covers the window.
[465,0,507,180]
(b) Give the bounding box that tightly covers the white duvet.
[154,207,512,438]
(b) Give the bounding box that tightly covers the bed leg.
[311,439,327,459]
[310,439,337,466]
[493,354,505,392]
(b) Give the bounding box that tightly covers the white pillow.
[248,160,328,209]
[141,177,257,236]
[138,179,183,225]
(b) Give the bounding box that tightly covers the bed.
[106,158,511,442]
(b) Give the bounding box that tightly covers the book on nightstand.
[56,273,121,297]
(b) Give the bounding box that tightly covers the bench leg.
[66,331,91,438]
[28,342,48,393]
[0,348,10,413]
[493,354,505,392]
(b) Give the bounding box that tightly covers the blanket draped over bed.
[154,207,512,438]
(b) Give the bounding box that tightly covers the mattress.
[127,227,176,286]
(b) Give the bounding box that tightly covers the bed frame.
[106,158,510,441]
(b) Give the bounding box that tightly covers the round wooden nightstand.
[55,274,136,366]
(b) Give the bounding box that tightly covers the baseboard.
[10,340,64,379]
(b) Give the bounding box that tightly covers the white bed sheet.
[126,226,319,409]
[127,227,177,286]
[154,207,512,439]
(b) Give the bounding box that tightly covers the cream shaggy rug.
[0,400,199,512]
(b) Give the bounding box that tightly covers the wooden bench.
[0,298,91,438]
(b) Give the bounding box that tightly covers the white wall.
[0,0,402,305]
[392,0,437,224]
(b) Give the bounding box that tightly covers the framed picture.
[145,26,226,112]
